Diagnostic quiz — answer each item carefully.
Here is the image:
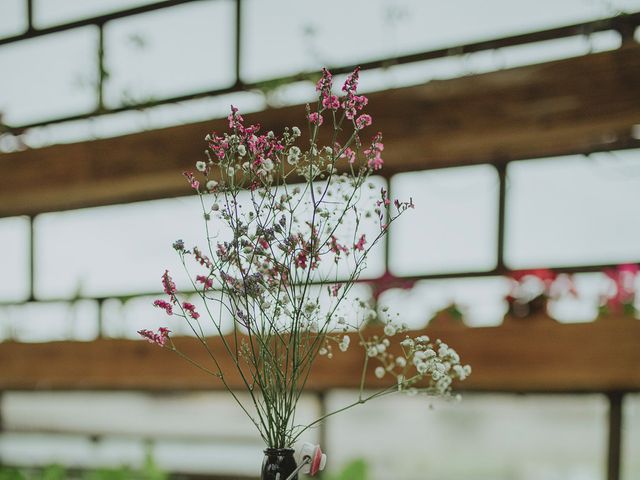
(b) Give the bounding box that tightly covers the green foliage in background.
[0,452,167,480]
[324,459,368,480]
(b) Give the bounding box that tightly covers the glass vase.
[261,448,298,480]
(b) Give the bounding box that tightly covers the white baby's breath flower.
[416,335,430,343]
[376,343,386,354]
[417,362,429,374]
[292,126,301,137]
[375,367,385,379]
[263,158,274,171]
[287,146,301,165]
[237,144,246,156]
[384,324,396,336]
[206,180,218,191]
[196,161,207,172]
[401,338,414,349]
[367,346,378,358]
[395,356,407,368]
[319,347,328,356]
[339,335,350,352]
[227,167,235,176]
[211,203,220,211]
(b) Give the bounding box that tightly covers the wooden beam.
[2,316,640,392]
[1,46,640,217]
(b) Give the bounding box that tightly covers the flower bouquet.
[139,68,470,479]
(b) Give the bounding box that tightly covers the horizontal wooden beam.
[2,315,640,393]
[1,46,639,217]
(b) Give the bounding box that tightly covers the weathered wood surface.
[2,315,639,392]
[1,46,639,217]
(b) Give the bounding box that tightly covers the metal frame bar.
[607,392,624,480]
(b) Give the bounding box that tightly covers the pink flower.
[196,275,213,289]
[329,235,349,255]
[162,270,177,298]
[182,302,200,319]
[295,250,308,269]
[138,327,170,347]
[228,105,244,130]
[343,94,369,120]
[354,234,366,251]
[194,247,213,269]
[183,171,199,190]
[342,67,360,94]
[322,94,340,110]
[355,114,372,130]
[340,147,356,164]
[308,112,323,126]
[364,132,384,170]
[153,299,173,315]
[329,283,342,297]
[316,67,333,94]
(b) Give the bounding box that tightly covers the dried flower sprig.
[139,67,469,448]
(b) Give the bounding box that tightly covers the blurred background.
[1,0,640,479]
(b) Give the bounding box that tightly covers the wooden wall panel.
[2,316,639,393]
[1,46,639,217]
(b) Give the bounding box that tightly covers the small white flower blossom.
[401,338,414,349]
[206,180,218,191]
[292,126,301,137]
[339,335,350,352]
[287,146,301,165]
[263,158,275,171]
[367,346,378,358]
[237,144,247,156]
[375,367,385,379]
[384,324,396,336]
[196,161,207,172]
[395,356,407,368]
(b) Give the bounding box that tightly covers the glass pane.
[0,300,98,342]
[34,196,207,300]
[378,277,510,328]
[242,0,632,82]
[0,0,26,39]
[0,27,98,126]
[506,152,640,268]
[390,165,499,276]
[326,392,607,480]
[0,216,29,302]
[104,1,235,108]
[623,394,640,480]
[34,0,161,27]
